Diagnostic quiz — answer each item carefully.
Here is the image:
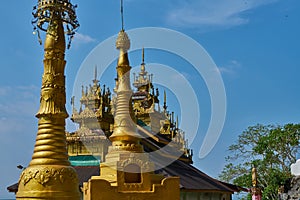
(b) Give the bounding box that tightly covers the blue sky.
[0,0,300,198]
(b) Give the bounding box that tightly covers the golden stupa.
[16,0,80,199]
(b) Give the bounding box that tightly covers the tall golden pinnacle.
[109,29,142,152]
[82,3,180,198]
[17,1,80,199]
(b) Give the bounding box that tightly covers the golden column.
[16,1,80,199]
[251,167,262,200]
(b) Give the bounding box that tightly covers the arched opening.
[124,164,141,183]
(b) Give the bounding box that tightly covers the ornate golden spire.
[252,167,258,187]
[17,1,80,199]
[133,48,153,89]
[92,65,99,88]
[82,2,180,198]
[109,28,141,150]
[94,65,98,81]
[140,47,146,75]
[108,0,141,152]
[251,166,262,198]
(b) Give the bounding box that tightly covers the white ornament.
[291,159,300,176]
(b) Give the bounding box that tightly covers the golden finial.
[250,166,262,197]
[116,0,130,52]
[252,166,258,187]
[116,30,130,67]
[141,47,146,73]
[93,65,99,86]
[116,0,131,72]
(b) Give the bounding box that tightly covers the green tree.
[219,123,300,200]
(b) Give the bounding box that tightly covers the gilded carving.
[119,156,152,173]
[20,166,78,186]
[110,143,142,152]
[42,73,55,85]
[116,30,130,51]
[44,51,65,60]
[20,168,39,186]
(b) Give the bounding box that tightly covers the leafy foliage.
[219,123,300,199]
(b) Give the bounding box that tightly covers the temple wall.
[83,177,180,200]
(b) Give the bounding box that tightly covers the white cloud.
[0,86,10,96]
[217,60,241,75]
[73,33,96,44]
[0,85,38,199]
[166,0,279,29]
[0,117,27,135]
[0,85,39,118]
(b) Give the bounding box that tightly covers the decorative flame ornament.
[32,0,79,48]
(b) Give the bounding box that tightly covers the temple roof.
[69,155,100,167]
[159,159,237,192]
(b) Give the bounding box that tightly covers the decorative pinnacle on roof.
[141,47,146,73]
[108,0,141,149]
[133,48,153,89]
[32,0,80,48]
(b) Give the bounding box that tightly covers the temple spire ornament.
[17,1,80,199]
[133,48,153,89]
[83,2,180,199]
[109,13,141,151]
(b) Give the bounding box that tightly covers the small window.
[124,164,141,183]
